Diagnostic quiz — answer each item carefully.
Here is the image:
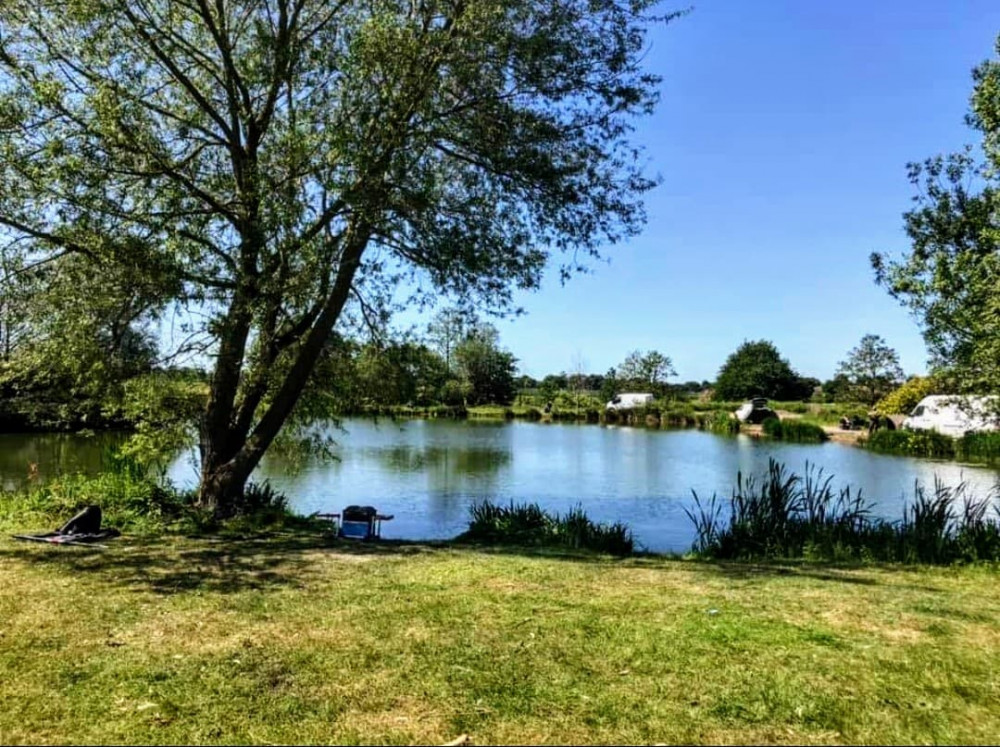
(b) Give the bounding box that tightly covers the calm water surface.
[4,419,1000,552]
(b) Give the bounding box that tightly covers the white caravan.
[901,395,1000,436]
[606,392,655,411]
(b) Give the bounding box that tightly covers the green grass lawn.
[1,535,998,745]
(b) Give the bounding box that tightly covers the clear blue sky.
[473,0,1000,383]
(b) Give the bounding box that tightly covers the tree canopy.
[453,324,516,406]
[874,375,943,416]
[0,0,672,511]
[835,334,904,406]
[872,34,1000,397]
[615,349,676,394]
[0,251,161,429]
[713,340,811,402]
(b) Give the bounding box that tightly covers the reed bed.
[866,428,1000,463]
[761,417,828,443]
[702,410,741,435]
[459,500,634,555]
[686,458,1000,563]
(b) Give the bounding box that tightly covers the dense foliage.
[453,325,517,406]
[0,251,165,430]
[874,375,942,415]
[713,340,812,401]
[0,0,672,513]
[835,334,904,406]
[613,349,676,395]
[872,34,1000,400]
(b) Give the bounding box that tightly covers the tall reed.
[702,411,740,435]
[761,418,828,443]
[865,429,955,459]
[460,500,634,555]
[687,458,1000,563]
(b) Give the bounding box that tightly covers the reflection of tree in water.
[0,432,127,491]
[378,446,510,476]
[379,446,512,523]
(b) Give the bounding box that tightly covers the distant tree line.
[0,277,914,433]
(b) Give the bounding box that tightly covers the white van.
[902,395,1000,436]
[606,392,655,411]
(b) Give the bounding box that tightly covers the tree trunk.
[196,292,255,516]
[196,222,371,516]
[197,455,253,518]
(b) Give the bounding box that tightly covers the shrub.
[459,500,633,555]
[875,376,940,415]
[761,417,827,443]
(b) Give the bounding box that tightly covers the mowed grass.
[1,535,999,745]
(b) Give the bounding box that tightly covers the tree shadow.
[666,557,947,593]
[0,532,952,596]
[447,543,950,593]
[0,531,439,596]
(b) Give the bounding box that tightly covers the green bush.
[761,418,827,443]
[458,500,633,555]
[875,376,940,415]
[703,411,740,435]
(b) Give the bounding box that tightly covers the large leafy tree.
[453,323,516,405]
[354,340,450,407]
[872,34,1000,396]
[835,334,904,406]
[426,307,473,373]
[0,0,672,512]
[713,340,810,402]
[616,349,676,393]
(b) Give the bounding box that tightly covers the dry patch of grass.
[1,535,999,745]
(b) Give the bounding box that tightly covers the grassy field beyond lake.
[1,535,998,745]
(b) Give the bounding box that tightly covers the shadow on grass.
[455,544,952,594]
[0,530,440,596]
[0,531,951,596]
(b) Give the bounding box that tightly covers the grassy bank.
[2,536,999,745]
[0,459,313,540]
[865,429,1000,464]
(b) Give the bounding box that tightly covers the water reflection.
[0,432,126,491]
[375,445,510,474]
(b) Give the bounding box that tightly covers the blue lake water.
[5,419,1000,552]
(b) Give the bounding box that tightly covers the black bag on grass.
[58,505,104,535]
